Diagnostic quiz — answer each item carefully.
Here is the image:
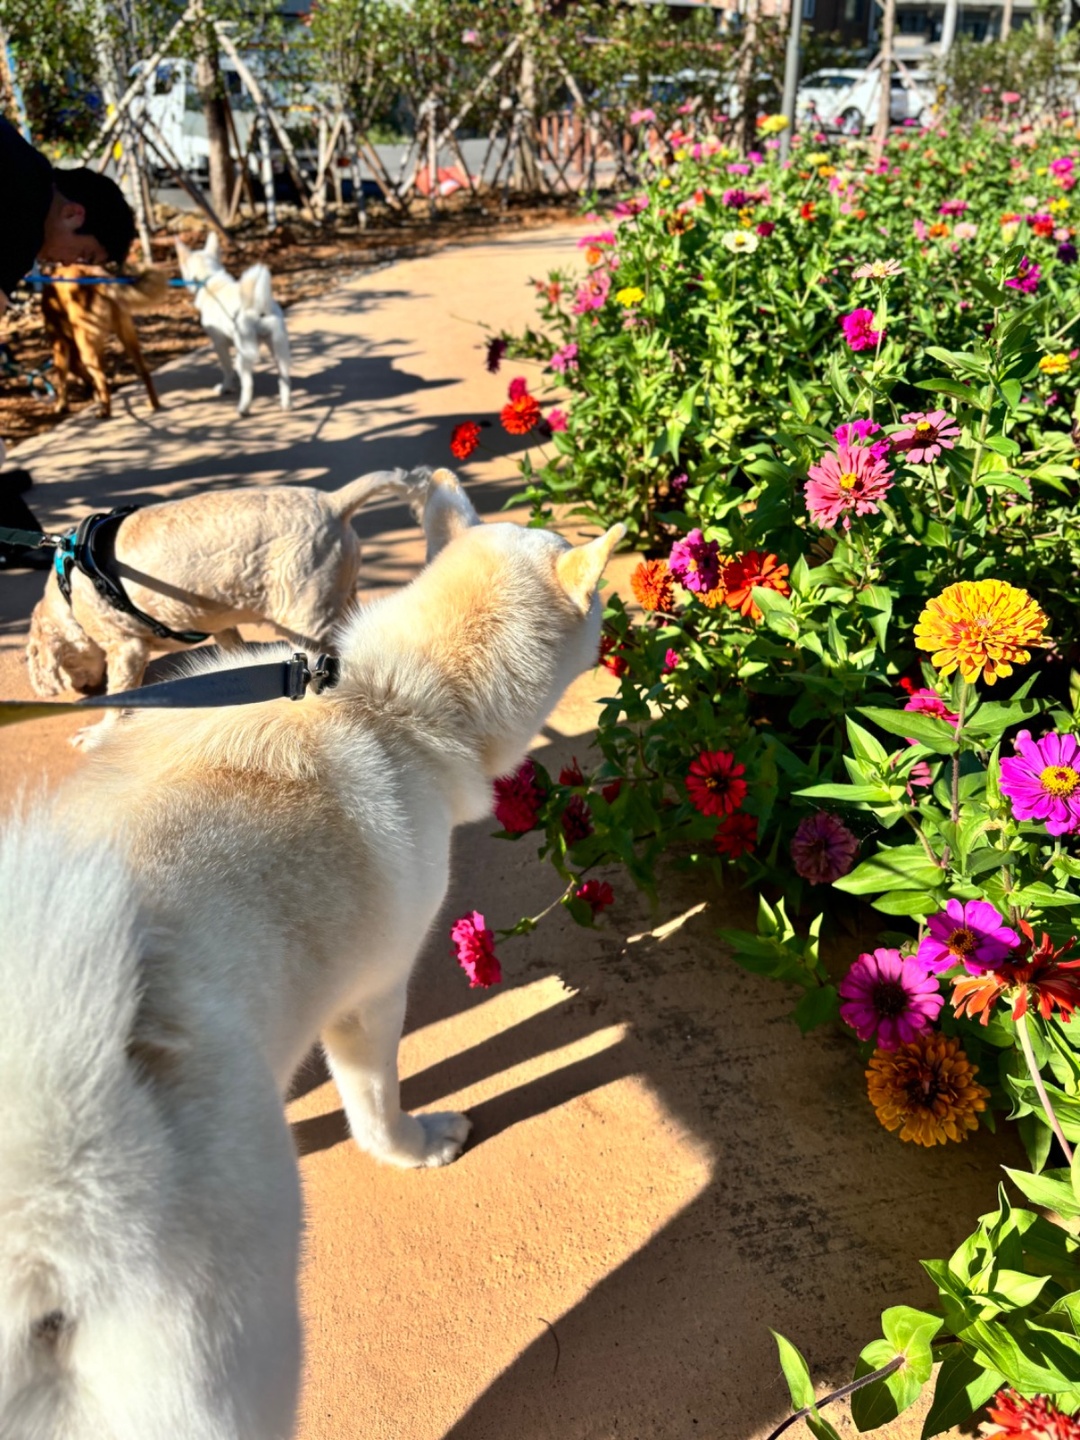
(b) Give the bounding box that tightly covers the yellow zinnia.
[914,579,1048,685]
[1040,352,1072,375]
[616,286,645,307]
[867,1034,989,1147]
[758,113,788,135]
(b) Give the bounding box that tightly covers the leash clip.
[286,652,340,701]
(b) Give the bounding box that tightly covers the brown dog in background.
[40,266,165,418]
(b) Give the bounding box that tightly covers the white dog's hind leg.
[268,316,291,411]
[236,355,255,418]
[71,636,149,750]
[322,984,471,1168]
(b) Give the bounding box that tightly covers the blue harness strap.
[55,508,210,646]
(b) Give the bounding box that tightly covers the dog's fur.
[25,469,408,740]
[175,233,291,416]
[40,267,165,419]
[0,469,623,1438]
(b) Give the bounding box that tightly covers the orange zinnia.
[501,392,542,435]
[721,551,791,621]
[914,579,1048,685]
[630,558,675,613]
[952,922,1080,1025]
[867,1033,989,1146]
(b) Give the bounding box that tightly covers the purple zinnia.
[1058,241,1078,264]
[839,949,944,1049]
[916,899,1021,976]
[840,308,882,352]
[668,529,721,594]
[1005,256,1041,294]
[791,811,859,884]
[1000,729,1080,835]
[485,337,508,373]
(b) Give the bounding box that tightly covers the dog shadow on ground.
[285,714,1021,1439]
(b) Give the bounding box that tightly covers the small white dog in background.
[175,232,291,416]
[0,467,624,1438]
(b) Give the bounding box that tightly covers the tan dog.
[40,266,165,418]
[26,469,410,742]
[0,468,623,1438]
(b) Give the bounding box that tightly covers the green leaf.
[833,846,945,896]
[797,782,900,803]
[858,706,959,754]
[963,699,1043,741]
[871,889,944,918]
[921,1348,1004,1439]
[791,984,839,1034]
[1003,1167,1080,1220]
[959,1318,1073,1392]
[770,1332,844,1440]
[851,1311,938,1434]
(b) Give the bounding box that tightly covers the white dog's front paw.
[416,1111,472,1167]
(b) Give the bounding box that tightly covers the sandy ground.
[0,222,1013,1439]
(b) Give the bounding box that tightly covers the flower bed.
[453,111,1080,1434]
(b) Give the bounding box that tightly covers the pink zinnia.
[1000,730,1080,835]
[891,410,960,463]
[668,529,721,593]
[450,911,502,988]
[544,408,568,433]
[916,899,1021,976]
[572,272,611,313]
[575,879,615,916]
[1005,256,1041,293]
[662,647,680,675]
[804,443,894,531]
[903,688,959,739]
[840,307,882,352]
[577,230,616,250]
[493,757,543,833]
[834,417,892,461]
[938,198,969,217]
[839,949,943,1049]
[549,342,578,373]
[507,376,529,401]
[791,812,859,884]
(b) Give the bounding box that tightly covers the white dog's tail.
[239,263,275,318]
[325,467,416,522]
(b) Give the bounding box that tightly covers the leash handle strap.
[76,653,340,710]
[0,525,58,550]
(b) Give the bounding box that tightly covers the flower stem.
[764,1355,903,1440]
[1016,1009,1074,1164]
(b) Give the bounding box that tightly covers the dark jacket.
[0,118,53,301]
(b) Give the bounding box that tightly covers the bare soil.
[0,195,579,449]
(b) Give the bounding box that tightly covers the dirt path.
[0,221,1005,1439]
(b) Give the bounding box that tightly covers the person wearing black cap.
[0,116,136,316]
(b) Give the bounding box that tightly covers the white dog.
[175,232,291,416]
[26,469,408,740]
[0,467,623,1438]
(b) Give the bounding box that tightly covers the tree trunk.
[513,0,541,191]
[736,0,760,156]
[872,0,896,159]
[999,0,1014,40]
[194,31,234,219]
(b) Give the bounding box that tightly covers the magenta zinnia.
[805,443,894,531]
[840,307,882,351]
[839,948,944,1049]
[669,529,722,594]
[1000,730,1080,835]
[450,911,502,988]
[575,879,615,916]
[686,750,747,816]
[791,812,859,884]
[891,409,961,463]
[916,899,1020,975]
[493,757,543,833]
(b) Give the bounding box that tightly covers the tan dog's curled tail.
[119,269,169,308]
[325,468,413,521]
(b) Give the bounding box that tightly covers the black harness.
[54,507,210,646]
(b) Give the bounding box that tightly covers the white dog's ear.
[174,239,191,271]
[205,230,222,259]
[556,524,626,614]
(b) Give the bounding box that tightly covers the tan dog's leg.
[71,328,112,419]
[51,335,73,414]
[114,305,161,412]
[322,984,471,1169]
[72,636,149,749]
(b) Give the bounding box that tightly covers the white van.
[798,67,931,136]
[133,58,257,178]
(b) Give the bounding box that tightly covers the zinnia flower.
[450,420,482,460]
[631,558,675,613]
[669,529,722,594]
[686,750,747,817]
[485,337,507,373]
[953,922,1080,1024]
[562,795,593,844]
[1005,256,1041,293]
[714,812,757,857]
[891,410,960,463]
[938,198,969,217]
[840,307,882,351]
[493,757,544,833]
[805,443,894,531]
[572,272,611,314]
[616,285,645,306]
[1000,730,1080,834]
[985,1387,1080,1438]
[834,418,890,460]
[549,342,578,373]
[903,687,959,727]
[791,812,859,883]
[1040,353,1072,375]
[599,634,628,677]
[840,949,944,1048]
[662,648,680,675]
[914,580,1048,685]
[867,1033,989,1145]
[852,259,904,279]
[953,221,978,241]
[575,879,614,916]
[917,899,1020,975]
[450,911,502,988]
[720,551,791,621]
[501,387,543,435]
[542,408,568,434]
[722,230,759,254]
[1059,241,1078,263]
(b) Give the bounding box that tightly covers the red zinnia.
[493,757,544,833]
[952,921,1080,1025]
[575,879,615,916]
[985,1387,1080,1439]
[562,795,593,844]
[450,911,502,988]
[721,551,791,621]
[800,201,816,221]
[686,750,747,817]
[714,812,757,857]
[450,420,482,460]
[599,634,629,677]
[559,758,586,787]
[501,390,542,435]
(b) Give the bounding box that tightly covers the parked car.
[798,67,931,136]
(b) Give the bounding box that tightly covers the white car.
[798,68,929,137]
